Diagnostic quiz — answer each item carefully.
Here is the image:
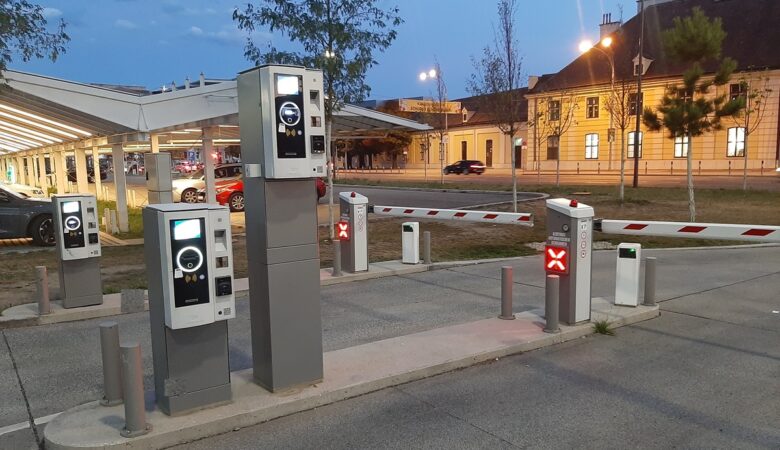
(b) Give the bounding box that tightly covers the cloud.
[114,19,138,30]
[185,25,269,46]
[41,7,63,19]
[162,0,218,16]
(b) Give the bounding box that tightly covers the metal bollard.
[99,322,123,406]
[643,257,657,307]
[499,266,515,320]
[120,343,151,438]
[544,275,561,333]
[332,239,342,277]
[35,266,50,315]
[423,231,432,265]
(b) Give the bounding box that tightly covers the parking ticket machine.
[52,194,103,308]
[143,203,235,415]
[237,64,325,392]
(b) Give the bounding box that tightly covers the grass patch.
[593,319,615,336]
[97,200,144,239]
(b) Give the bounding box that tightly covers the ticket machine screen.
[60,201,85,248]
[169,218,210,308]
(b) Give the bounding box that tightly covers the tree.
[725,69,773,191]
[234,0,402,236]
[643,7,741,221]
[467,0,524,212]
[603,77,638,202]
[532,92,578,187]
[0,1,69,79]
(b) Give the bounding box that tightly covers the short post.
[35,266,50,315]
[332,239,342,277]
[544,274,560,333]
[645,161,648,175]
[120,342,151,438]
[670,161,674,175]
[423,231,432,265]
[499,266,515,320]
[99,322,123,406]
[643,257,657,307]
[698,160,701,175]
[728,160,732,175]
[104,208,111,233]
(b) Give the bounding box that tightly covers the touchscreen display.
[276,74,300,95]
[62,201,80,214]
[173,219,201,240]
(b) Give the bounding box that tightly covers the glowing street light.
[419,72,428,81]
[578,39,593,53]
[601,36,613,48]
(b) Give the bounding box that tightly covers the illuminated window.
[674,134,689,158]
[585,133,599,159]
[730,83,747,101]
[548,100,561,121]
[727,127,745,157]
[586,97,599,119]
[628,131,643,158]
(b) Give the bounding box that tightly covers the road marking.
[0,412,61,437]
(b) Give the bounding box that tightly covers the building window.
[730,83,747,101]
[586,97,599,119]
[585,133,599,159]
[548,100,560,121]
[678,87,694,103]
[627,131,643,158]
[546,135,559,160]
[628,93,643,115]
[674,134,689,158]
[461,141,467,160]
[727,127,745,157]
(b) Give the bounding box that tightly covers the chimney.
[185,76,190,89]
[199,72,205,87]
[599,13,621,40]
[528,75,540,90]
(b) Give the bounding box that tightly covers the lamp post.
[420,66,447,185]
[581,37,616,171]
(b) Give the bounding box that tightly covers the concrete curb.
[43,298,659,450]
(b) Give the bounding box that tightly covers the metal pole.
[632,0,646,188]
[423,231,432,265]
[332,239,342,277]
[35,266,50,315]
[643,257,657,306]
[544,275,561,333]
[499,266,515,320]
[120,342,151,438]
[99,322,123,406]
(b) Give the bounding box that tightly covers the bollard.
[35,266,50,315]
[643,257,657,307]
[423,231,432,265]
[499,266,515,320]
[332,239,342,277]
[120,342,151,438]
[544,275,561,333]
[99,322,123,406]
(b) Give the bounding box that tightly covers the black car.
[67,167,108,183]
[0,185,55,246]
[443,160,486,175]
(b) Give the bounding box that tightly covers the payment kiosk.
[238,64,326,392]
[545,198,594,324]
[143,203,235,415]
[52,194,103,308]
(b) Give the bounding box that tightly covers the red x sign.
[337,221,350,241]
[545,245,568,274]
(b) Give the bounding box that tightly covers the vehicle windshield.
[0,184,24,200]
[187,169,204,179]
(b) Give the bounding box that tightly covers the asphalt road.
[1,245,779,448]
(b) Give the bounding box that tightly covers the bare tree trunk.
[510,135,517,212]
[686,134,696,222]
[619,128,626,202]
[555,158,560,187]
[742,133,749,191]
[326,119,335,239]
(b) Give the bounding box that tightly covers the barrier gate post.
[339,191,368,273]
[545,198,594,325]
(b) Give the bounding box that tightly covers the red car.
[206,178,328,212]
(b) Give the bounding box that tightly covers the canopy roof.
[0,70,430,154]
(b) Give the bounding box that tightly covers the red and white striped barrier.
[596,219,780,243]
[370,205,533,227]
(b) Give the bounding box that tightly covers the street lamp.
[419,65,448,184]
[581,37,617,170]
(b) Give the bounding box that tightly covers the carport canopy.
[0,70,431,232]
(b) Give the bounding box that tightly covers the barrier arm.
[369,205,533,227]
[594,219,780,243]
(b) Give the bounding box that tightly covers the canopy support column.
[92,146,102,200]
[202,127,217,204]
[111,144,129,232]
[16,155,26,185]
[74,147,89,194]
[53,150,67,194]
[38,149,48,193]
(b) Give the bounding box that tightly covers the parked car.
[67,167,107,183]
[0,185,55,246]
[443,160,486,175]
[0,180,46,198]
[173,161,200,174]
[199,177,327,212]
[172,163,242,203]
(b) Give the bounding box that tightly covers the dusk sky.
[17,0,637,100]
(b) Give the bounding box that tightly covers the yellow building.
[526,0,780,174]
